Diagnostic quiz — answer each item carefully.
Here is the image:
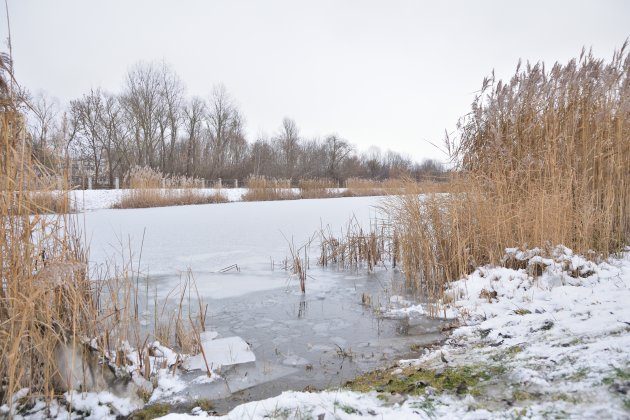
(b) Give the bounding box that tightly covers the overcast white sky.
[3,1,629,162]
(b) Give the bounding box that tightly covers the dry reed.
[1,94,206,412]
[344,178,404,197]
[115,189,228,209]
[116,166,226,209]
[0,106,97,407]
[385,44,630,315]
[298,178,338,199]
[318,216,390,273]
[242,175,298,201]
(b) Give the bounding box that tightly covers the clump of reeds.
[25,191,72,213]
[115,189,227,209]
[242,175,298,201]
[128,166,163,189]
[385,44,630,315]
[116,166,225,209]
[344,178,404,197]
[298,178,338,199]
[126,165,203,189]
[318,216,390,273]
[0,75,206,411]
[0,101,98,407]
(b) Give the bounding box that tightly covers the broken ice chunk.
[199,331,219,342]
[184,337,255,370]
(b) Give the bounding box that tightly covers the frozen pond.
[82,196,384,298]
[80,197,446,412]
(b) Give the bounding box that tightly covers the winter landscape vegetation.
[0,1,629,419]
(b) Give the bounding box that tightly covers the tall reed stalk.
[0,60,206,412]
[386,44,630,314]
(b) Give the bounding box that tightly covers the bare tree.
[70,89,106,186]
[205,85,243,178]
[100,93,128,184]
[158,63,184,173]
[183,96,205,176]
[30,91,60,164]
[275,117,300,179]
[121,62,163,167]
[48,60,433,185]
[324,134,353,181]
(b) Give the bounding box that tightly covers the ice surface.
[81,196,383,300]
[223,362,297,393]
[198,331,218,341]
[184,336,255,370]
[157,249,630,419]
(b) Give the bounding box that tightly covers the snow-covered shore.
[165,246,630,419]
[5,247,629,419]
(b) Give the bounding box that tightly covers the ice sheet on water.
[282,354,310,366]
[184,336,255,370]
[199,331,219,341]
[224,362,298,393]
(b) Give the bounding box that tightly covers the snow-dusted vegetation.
[1,2,628,419]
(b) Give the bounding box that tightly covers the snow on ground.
[69,188,348,211]
[158,246,630,419]
[69,188,248,211]
[2,333,249,419]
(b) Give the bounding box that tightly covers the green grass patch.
[345,363,505,397]
[602,366,630,385]
[194,398,214,412]
[513,308,532,315]
[334,402,360,415]
[490,345,523,362]
[567,367,589,381]
[129,403,171,420]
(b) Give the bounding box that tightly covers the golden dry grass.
[116,166,225,208]
[385,45,630,315]
[344,178,406,197]
[1,109,206,408]
[242,175,298,201]
[298,178,338,199]
[127,166,204,189]
[115,189,228,209]
[1,109,94,405]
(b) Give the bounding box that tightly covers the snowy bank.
[6,246,628,419]
[157,246,630,419]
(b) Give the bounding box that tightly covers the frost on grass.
[161,247,630,419]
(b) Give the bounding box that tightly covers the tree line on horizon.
[26,61,445,187]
